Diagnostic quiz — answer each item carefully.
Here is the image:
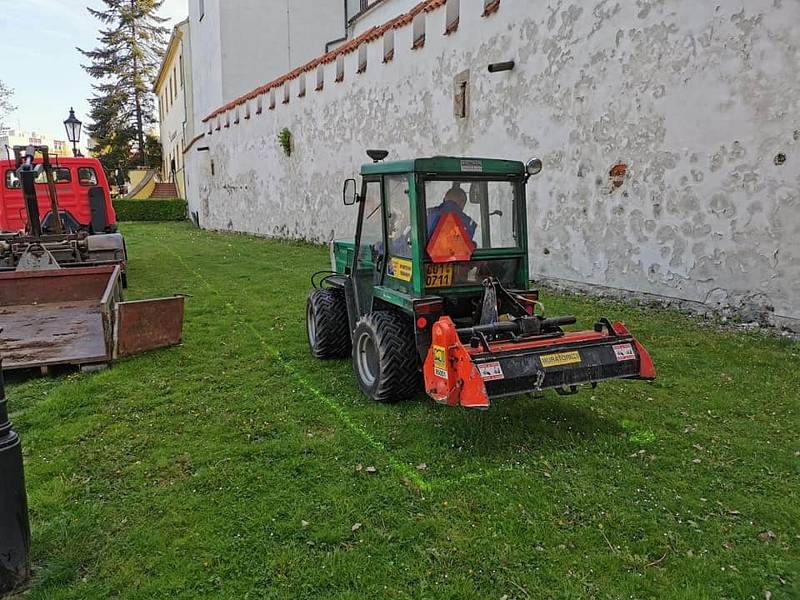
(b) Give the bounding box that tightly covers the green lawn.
[6,222,798,599]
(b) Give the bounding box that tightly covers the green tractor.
[307,152,655,409]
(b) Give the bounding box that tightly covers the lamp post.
[0,360,31,595]
[63,107,82,157]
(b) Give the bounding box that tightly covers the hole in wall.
[445,0,460,34]
[774,152,786,166]
[609,163,627,190]
[336,55,345,82]
[316,64,324,90]
[383,29,395,62]
[357,45,367,74]
[412,13,425,49]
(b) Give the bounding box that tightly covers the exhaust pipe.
[0,359,31,596]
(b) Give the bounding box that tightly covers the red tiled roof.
[202,0,451,123]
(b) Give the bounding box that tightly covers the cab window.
[424,179,519,250]
[78,167,98,186]
[385,175,412,259]
[38,168,71,184]
[4,170,20,189]
[3,168,71,188]
[358,180,383,266]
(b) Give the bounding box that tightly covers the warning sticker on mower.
[478,361,505,381]
[433,345,448,379]
[540,351,582,368]
[612,343,636,361]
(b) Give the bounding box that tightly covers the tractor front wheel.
[307,288,351,358]
[352,311,420,403]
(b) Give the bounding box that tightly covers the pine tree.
[79,0,168,171]
[0,79,15,128]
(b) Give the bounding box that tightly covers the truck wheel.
[352,311,420,403]
[307,288,351,359]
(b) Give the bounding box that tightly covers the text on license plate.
[425,263,453,288]
[539,351,582,368]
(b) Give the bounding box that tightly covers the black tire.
[307,288,351,358]
[352,311,420,403]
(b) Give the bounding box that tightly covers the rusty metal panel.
[0,301,109,370]
[0,266,117,307]
[114,297,184,358]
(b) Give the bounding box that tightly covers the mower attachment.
[423,316,655,410]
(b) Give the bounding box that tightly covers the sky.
[0,0,188,153]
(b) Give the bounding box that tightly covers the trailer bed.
[0,266,183,371]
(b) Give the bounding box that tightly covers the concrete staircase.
[149,182,179,199]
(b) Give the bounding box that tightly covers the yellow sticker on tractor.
[433,345,448,379]
[539,351,582,368]
[389,257,413,282]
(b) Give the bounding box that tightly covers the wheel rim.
[356,331,378,387]
[307,303,317,347]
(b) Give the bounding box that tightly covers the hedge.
[113,199,187,222]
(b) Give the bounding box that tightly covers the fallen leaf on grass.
[365,466,377,474]
[758,530,776,542]
[301,520,309,528]
[416,463,427,471]
[692,459,702,464]
[352,522,362,532]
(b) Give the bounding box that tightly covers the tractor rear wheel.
[352,311,420,403]
[307,288,351,358]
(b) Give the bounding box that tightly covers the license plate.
[425,263,453,288]
[539,351,582,368]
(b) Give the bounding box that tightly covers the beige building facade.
[154,19,194,199]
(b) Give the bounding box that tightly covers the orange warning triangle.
[427,211,476,263]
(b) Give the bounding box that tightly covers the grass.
[6,222,798,599]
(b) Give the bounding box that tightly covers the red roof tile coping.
[203,0,453,123]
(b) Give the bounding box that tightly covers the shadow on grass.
[396,390,622,459]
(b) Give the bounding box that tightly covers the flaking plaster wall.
[186,0,800,329]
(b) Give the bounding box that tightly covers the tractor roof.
[360,156,525,177]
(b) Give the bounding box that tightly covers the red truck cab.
[0,156,117,233]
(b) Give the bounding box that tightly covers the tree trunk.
[130,0,146,167]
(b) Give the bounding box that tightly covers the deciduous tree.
[0,79,15,129]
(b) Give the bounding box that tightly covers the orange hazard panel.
[426,212,476,263]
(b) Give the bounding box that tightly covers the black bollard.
[0,361,31,596]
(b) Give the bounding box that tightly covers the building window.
[256,95,263,114]
[357,45,367,74]
[445,0,460,34]
[315,65,324,91]
[283,83,290,104]
[412,13,425,49]
[179,54,184,86]
[335,55,344,82]
[199,0,204,21]
[298,73,306,97]
[482,0,500,17]
[234,107,240,124]
[383,29,394,63]
[244,101,251,119]
[269,89,276,110]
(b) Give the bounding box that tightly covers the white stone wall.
[185,0,800,328]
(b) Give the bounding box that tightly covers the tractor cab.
[307,153,655,410]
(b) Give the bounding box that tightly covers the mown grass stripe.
[158,240,430,491]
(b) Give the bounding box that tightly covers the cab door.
[350,177,385,319]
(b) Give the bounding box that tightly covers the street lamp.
[63,107,82,157]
